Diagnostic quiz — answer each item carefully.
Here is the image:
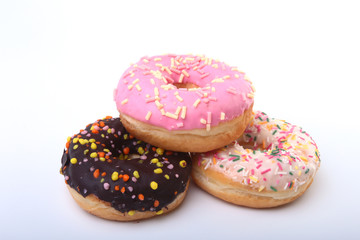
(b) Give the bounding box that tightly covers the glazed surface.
[114,54,254,131]
[61,117,191,214]
[194,111,320,193]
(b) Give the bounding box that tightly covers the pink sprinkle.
[176,122,184,128]
[167,164,174,169]
[171,68,181,74]
[81,130,88,134]
[200,72,210,79]
[226,88,237,95]
[93,125,100,131]
[103,183,110,190]
[123,72,131,78]
[146,97,156,103]
[207,112,212,123]
[261,168,271,174]
[251,169,255,175]
[198,63,206,69]
[143,71,152,75]
[208,97,217,101]
[256,164,262,169]
[277,162,283,171]
[263,177,267,181]
[103,126,109,131]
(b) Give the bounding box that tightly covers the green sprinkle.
[237,168,244,172]
[254,136,257,142]
[289,172,293,175]
[270,186,277,192]
[246,134,251,138]
[277,124,281,129]
[266,118,269,122]
[305,169,310,174]
[276,158,283,162]
[219,165,224,168]
[258,116,263,121]
[272,130,277,135]
[289,182,293,189]
[229,154,240,162]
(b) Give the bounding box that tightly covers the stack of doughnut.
[61,54,320,221]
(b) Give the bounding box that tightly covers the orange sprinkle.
[123,147,130,155]
[165,151,173,155]
[119,174,123,179]
[98,152,105,158]
[99,121,105,127]
[123,174,129,182]
[105,116,112,119]
[65,141,70,149]
[93,169,100,178]
[174,191,178,195]
[129,134,134,139]
[101,172,106,177]
[138,194,144,201]
[154,200,159,207]
[114,185,120,191]
[262,140,266,149]
[91,129,99,134]
[121,187,125,193]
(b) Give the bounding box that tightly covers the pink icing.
[114,54,254,131]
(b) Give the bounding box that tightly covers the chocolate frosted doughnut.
[60,116,191,221]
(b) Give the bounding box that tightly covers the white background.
[1,0,359,239]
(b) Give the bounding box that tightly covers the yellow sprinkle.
[150,181,158,190]
[212,63,218,68]
[135,84,142,91]
[67,136,71,142]
[211,87,216,92]
[145,111,152,120]
[165,112,178,120]
[150,78,155,85]
[130,72,135,77]
[234,74,239,78]
[154,168,163,174]
[121,98,128,105]
[298,170,302,176]
[70,158,77,164]
[211,78,224,83]
[176,95,183,102]
[133,170,140,179]
[104,148,110,152]
[90,152,98,158]
[111,171,119,181]
[84,149,89,155]
[206,123,211,132]
[175,106,182,115]
[79,139,87,145]
[164,174,170,180]
[89,138,96,143]
[223,75,230,79]
[179,74,184,83]
[154,87,159,96]
[151,158,159,164]
[156,148,164,155]
[127,84,133,90]
[220,112,225,120]
[179,160,187,168]
[249,176,259,183]
[156,209,163,215]
[193,98,201,108]
[181,106,187,119]
[156,162,163,167]
[258,186,265,192]
[247,93,254,98]
[73,144,78,150]
[107,129,112,134]
[154,57,162,62]
[300,156,308,162]
[160,109,166,115]
[155,100,163,109]
[138,147,145,155]
[128,210,135,216]
[91,143,97,150]
[181,70,189,77]
[72,138,79,143]
[143,59,149,63]
[99,157,105,161]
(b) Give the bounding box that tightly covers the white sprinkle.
[211,87,216,92]
[234,74,239,78]
[154,57,162,62]
[176,122,184,128]
[143,59,149,63]
[181,106,187,119]
[127,85,134,90]
[150,78,155,85]
[132,78,140,84]
[130,72,135,77]
[251,84,256,92]
[121,99,128,105]
[206,123,211,131]
[200,118,207,124]
[160,109,166,115]
[193,98,201,108]
[220,112,225,120]
[223,75,230,79]
[135,84,142,91]
[145,111,152,120]
[247,93,254,98]
[212,64,218,68]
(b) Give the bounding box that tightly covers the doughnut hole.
[172,82,200,90]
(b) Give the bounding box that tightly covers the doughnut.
[192,111,320,208]
[114,54,254,152]
[60,116,192,221]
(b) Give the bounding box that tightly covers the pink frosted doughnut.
[114,54,254,152]
[192,111,320,208]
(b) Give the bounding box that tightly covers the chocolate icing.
[61,117,191,213]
